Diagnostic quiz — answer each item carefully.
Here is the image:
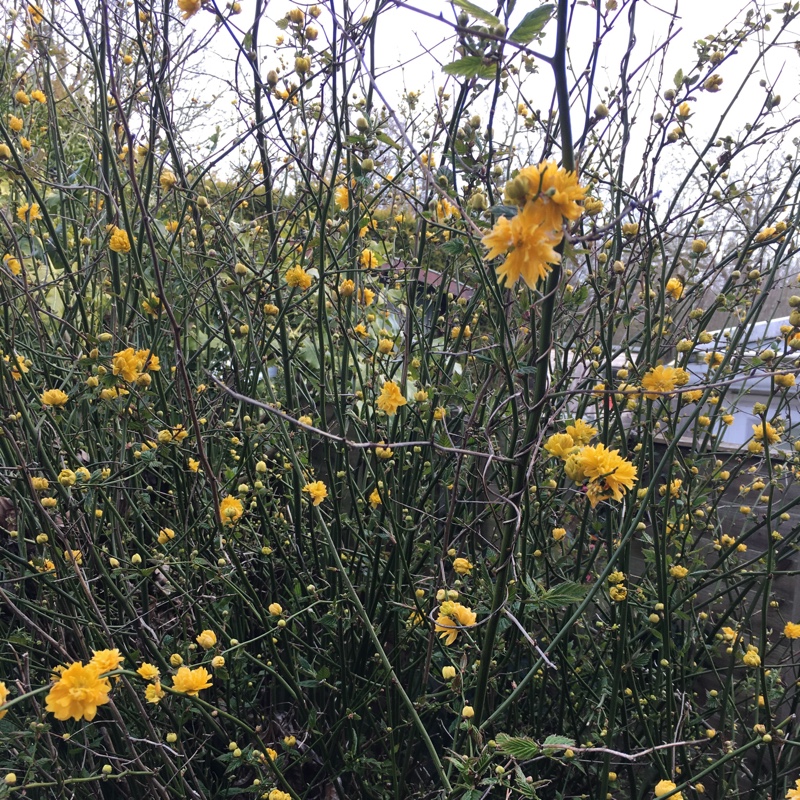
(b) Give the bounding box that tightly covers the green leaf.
[673,68,684,89]
[375,131,401,150]
[509,5,554,43]
[451,0,500,25]
[441,238,466,256]
[495,733,540,760]
[542,734,575,749]
[443,56,497,80]
[526,580,588,609]
[490,203,519,219]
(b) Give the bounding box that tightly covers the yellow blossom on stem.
[285,265,312,289]
[377,381,407,415]
[137,663,160,681]
[482,201,562,289]
[41,389,69,407]
[434,602,476,645]
[145,683,165,704]
[654,779,683,800]
[565,419,597,445]
[171,666,212,696]
[219,496,244,525]
[90,649,123,675]
[303,480,328,506]
[177,0,202,19]
[45,662,111,721]
[196,630,216,649]
[109,227,131,253]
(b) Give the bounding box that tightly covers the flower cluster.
[481,160,586,288]
[545,421,638,508]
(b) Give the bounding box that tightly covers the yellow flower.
[378,338,394,354]
[665,277,684,299]
[17,202,42,221]
[90,649,123,675]
[177,0,202,18]
[3,254,21,275]
[577,444,638,507]
[482,201,562,289]
[654,779,683,800]
[335,185,349,210]
[41,389,69,407]
[100,387,129,401]
[145,682,165,704]
[360,248,378,269]
[211,655,225,668]
[565,419,596,446]
[268,603,283,616]
[160,170,177,191]
[786,778,800,800]
[504,161,587,228]
[433,406,446,421]
[742,647,761,668]
[377,381,407,415]
[45,662,111,722]
[171,666,213,696]
[461,705,475,719]
[641,365,685,399]
[752,422,780,445]
[9,115,23,133]
[784,622,800,639]
[219,496,244,525]
[775,373,796,388]
[109,227,131,253]
[15,90,30,106]
[452,557,473,575]
[286,265,312,289]
[303,480,328,506]
[112,348,141,382]
[0,682,8,720]
[369,488,382,509]
[544,432,575,459]
[434,602,477,645]
[552,527,566,541]
[196,630,217,650]
[609,585,627,602]
[354,323,369,337]
[188,458,200,472]
[0,144,10,159]
[137,663,160,681]
[669,565,689,580]
[31,89,46,103]
[441,665,456,680]
[339,279,355,296]
[269,791,292,800]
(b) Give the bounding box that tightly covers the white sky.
[179,0,798,186]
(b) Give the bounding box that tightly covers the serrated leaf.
[542,734,575,749]
[495,733,541,760]
[441,238,466,256]
[526,580,588,609]
[509,5,554,43]
[375,131,401,150]
[443,56,497,80]
[451,0,500,25]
